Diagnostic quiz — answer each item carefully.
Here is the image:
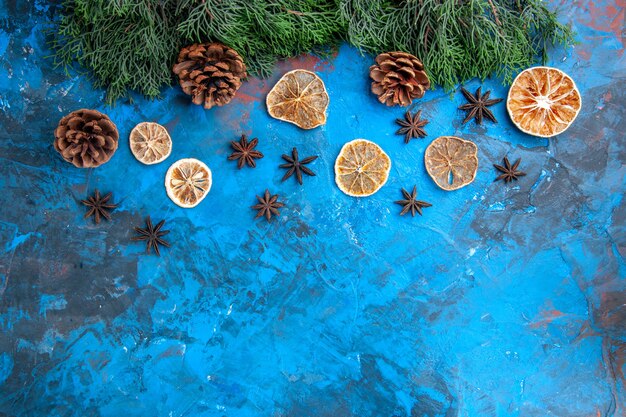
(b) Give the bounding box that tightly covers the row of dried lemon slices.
[420,67,581,191]
[128,122,212,208]
[332,136,478,197]
[133,132,466,206]
[124,69,331,210]
[266,67,582,138]
[129,65,581,207]
[262,68,395,196]
[267,66,581,197]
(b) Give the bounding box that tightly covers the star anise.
[394,186,432,217]
[494,157,527,183]
[395,110,429,143]
[131,216,171,256]
[252,189,284,221]
[81,189,117,224]
[459,87,502,125]
[228,134,264,168]
[280,147,318,185]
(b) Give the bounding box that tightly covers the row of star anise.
[159,153,522,227]
[228,134,317,185]
[80,188,285,253]
[394,156,526,217]
[82,189,282,254]
[80,190,170,256]
[227,134,320,222]
[394,86,504,144]
[394,87,527,186]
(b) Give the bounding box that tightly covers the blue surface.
[0,1,625,416]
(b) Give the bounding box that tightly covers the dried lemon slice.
[334,139,391,197]
[424,136,478,191]
[266,69,329,129]
[165,158,212,208]
[129,122,172,165]
[507,66,581,137]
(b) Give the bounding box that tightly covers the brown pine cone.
[370,52,430,106]
[173,42,247,109]
[54,109,119,168]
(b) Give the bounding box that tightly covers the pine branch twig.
[487,0,502,26]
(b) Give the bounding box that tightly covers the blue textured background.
[1,1,625,416]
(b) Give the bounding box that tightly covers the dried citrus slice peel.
[165,158,212,208]
[334,139,391,197]
[266,69,329,130]
[129,122,172,165]
[424,136,478,191]
[507,66,581,137]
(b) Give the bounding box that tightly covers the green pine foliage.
[340,0,574,90]
[53,0,182,102]
[52,0,574,104]
[175,0,345,78]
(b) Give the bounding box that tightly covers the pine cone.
[54,109,119,168]
[370,52,430,106]
[173,42,247,109]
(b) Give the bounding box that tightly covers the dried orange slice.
[165,158,212,208]
[129,122,172,165]
[424,136,478,191]
[334,139,391,197]
[507,66,581,137]
[266,69,329,129]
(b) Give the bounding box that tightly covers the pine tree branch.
[50,0,575,104]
